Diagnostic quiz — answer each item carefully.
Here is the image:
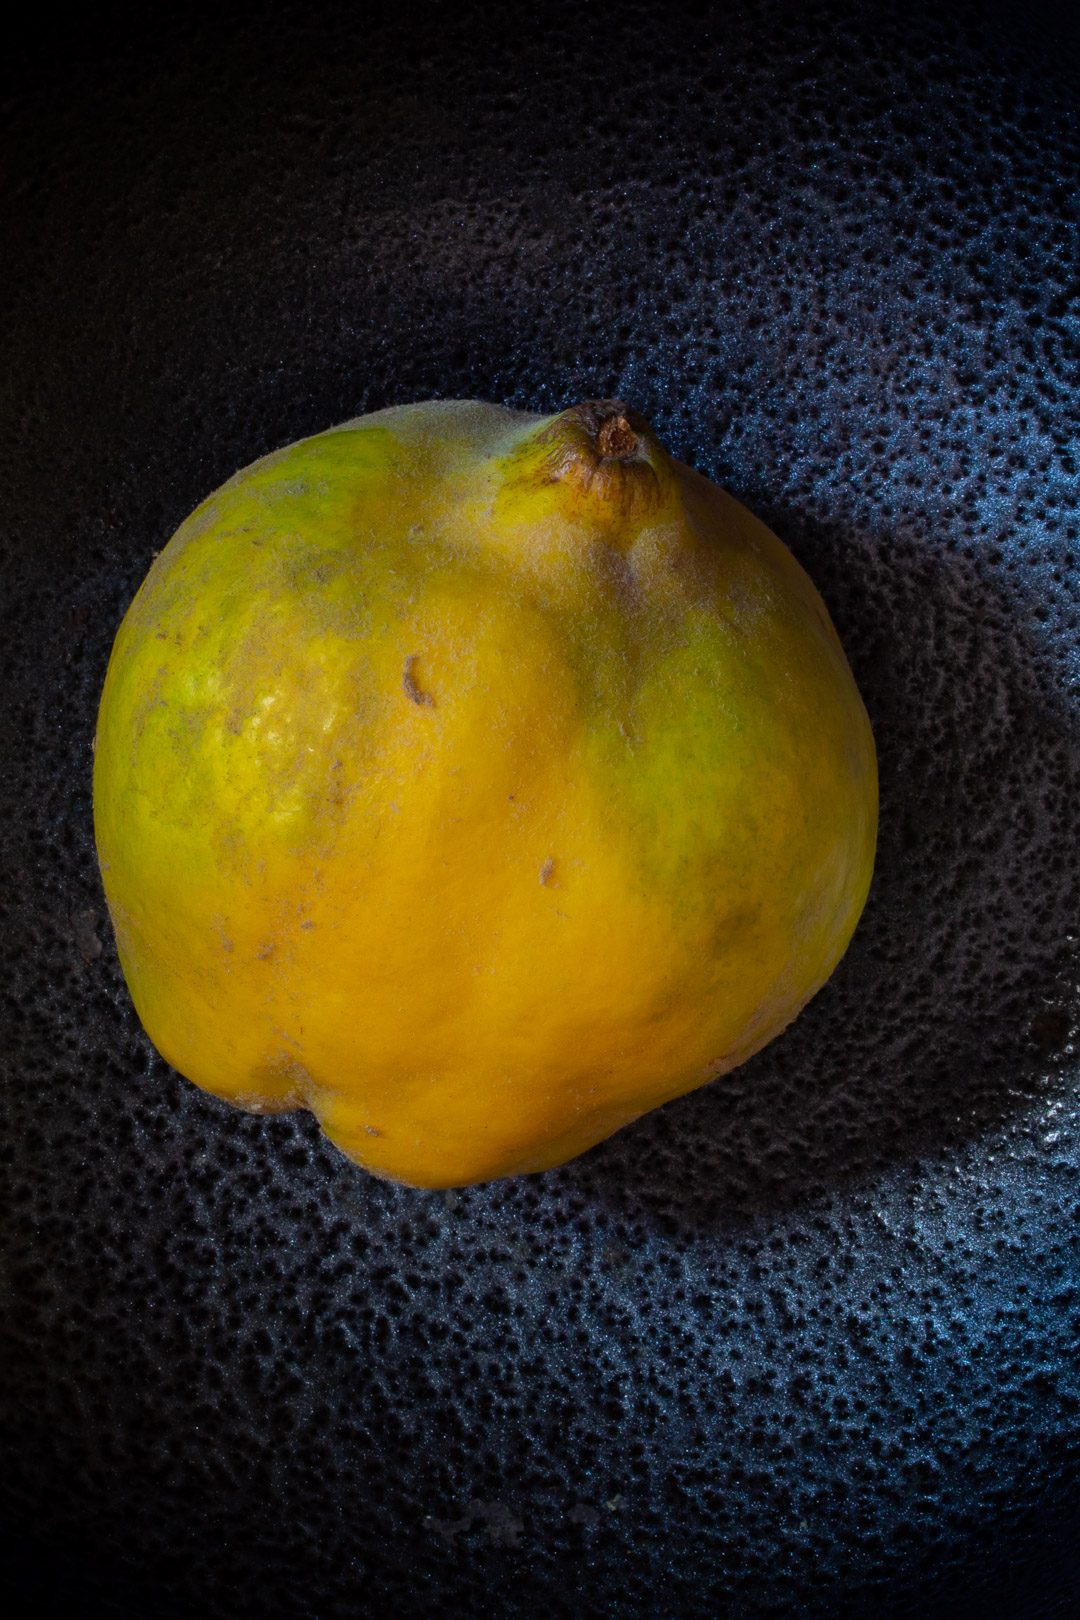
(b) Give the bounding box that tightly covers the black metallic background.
[2,2,1079,1615]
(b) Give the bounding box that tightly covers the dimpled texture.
[1,0,1079,1615]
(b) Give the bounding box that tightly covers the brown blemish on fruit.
[596,412,640,460]
[403,653,434,707]
[233,1091,303,1115]
[568,400,643,459]
[239,1055,317,1114]
[518,400,662,525]
[539,857,555,886]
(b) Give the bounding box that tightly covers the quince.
[93,400,877,1187]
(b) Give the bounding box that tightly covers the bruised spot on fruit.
[256,941,275,961]
[242,1055,317,1113]
[539,857,555,886]
[403,653,435,707]
[364,1124,383,1137]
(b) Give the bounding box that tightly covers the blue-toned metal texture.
[1,1,1078,1615]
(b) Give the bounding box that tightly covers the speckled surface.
[2,1,1079,1615]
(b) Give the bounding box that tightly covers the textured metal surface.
[2,2,1079,1615]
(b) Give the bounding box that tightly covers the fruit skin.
[93,399,877,1189]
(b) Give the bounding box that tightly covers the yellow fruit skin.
[93,400,877,1188]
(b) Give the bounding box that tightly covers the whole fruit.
[93,399,877,1188]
